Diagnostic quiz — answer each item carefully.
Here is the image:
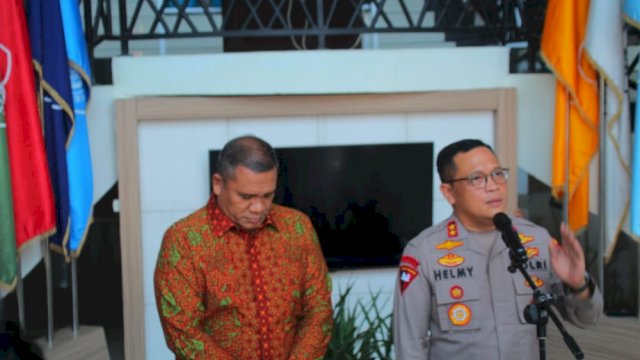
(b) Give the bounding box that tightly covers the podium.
[34,326,110,360]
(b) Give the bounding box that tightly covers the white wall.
[109,48,555,183]
[91,46,556,358]
[113,47,510,97]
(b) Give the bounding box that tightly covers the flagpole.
[621,22,639,319]
[564,89,570,226]
[16,255,26,336]
[71,256,78,337]
[43,238,54,347]
[598,77,606,293]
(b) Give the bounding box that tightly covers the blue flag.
[27,0,74,256]
[625,1,640,236]
[632,89,640,236]
[60,0,94,256]
[624,0,640,27]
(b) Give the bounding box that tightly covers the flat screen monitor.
[209,142,433,269]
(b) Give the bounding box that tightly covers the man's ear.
[212,173,223,196]
[440,182,456,206]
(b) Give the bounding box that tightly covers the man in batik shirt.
[154,135,333,360]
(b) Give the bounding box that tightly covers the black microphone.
[493,212,529,265]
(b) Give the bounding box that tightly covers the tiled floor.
[548,315,640,359]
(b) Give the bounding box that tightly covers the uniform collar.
[207,196,278,237]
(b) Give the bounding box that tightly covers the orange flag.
[0,0,56,250]
[541,0,599,231]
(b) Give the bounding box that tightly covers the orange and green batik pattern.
[154,197,333,360]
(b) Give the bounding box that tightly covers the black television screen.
[209,142,433,269]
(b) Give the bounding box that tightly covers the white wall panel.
[113,48,510,98]
[317,114,406,145]
[406,111,494,205]
[138,120,227,212]
[145,304,170,360]
[432,198,454,225]
[227,116,319,147]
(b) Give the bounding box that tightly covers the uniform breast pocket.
[511,272,547,324]
[433,280,481,332]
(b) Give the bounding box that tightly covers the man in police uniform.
[392,139,602,359]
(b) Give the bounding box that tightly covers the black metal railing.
[84,0,548,70]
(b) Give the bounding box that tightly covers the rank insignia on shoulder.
[447,220,458,238]
[448,303,471,326]
[437,253,465,267]
[526,246,539,259]
[399,265,418,294]
[449,285,464,300]
[519,233,534,244]
[435,240,464,251]
[525,275,544,288]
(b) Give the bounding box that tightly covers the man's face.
[212,165,277,232]
[440,146,508,232]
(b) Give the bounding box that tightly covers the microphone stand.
[505,249,584,360]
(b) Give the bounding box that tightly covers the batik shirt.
[154,197,333,360]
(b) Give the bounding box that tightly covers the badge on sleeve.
[399,265,418,294]
[399,255,419,294]
[448,303,471,326]
[401,255,420,268]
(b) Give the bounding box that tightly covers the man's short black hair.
[216,135,279,180]
[436,139,494,182]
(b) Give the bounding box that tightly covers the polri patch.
[399,265,418,294]
[448,303,471,326]
[400,255,420,268]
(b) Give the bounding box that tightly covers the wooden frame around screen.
[115,89,517,360]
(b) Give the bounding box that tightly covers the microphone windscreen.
[492,212,511,230]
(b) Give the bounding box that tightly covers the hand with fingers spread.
[549,223,590,299]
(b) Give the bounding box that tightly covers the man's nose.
[249,197,268,212]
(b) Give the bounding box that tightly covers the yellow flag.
[541,0,599,231]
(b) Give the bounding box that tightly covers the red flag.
[0,0,56,249]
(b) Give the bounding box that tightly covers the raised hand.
[548,222,588,295]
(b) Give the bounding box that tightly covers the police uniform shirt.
[392,214,603,360]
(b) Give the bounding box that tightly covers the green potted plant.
[325,285,394,360]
